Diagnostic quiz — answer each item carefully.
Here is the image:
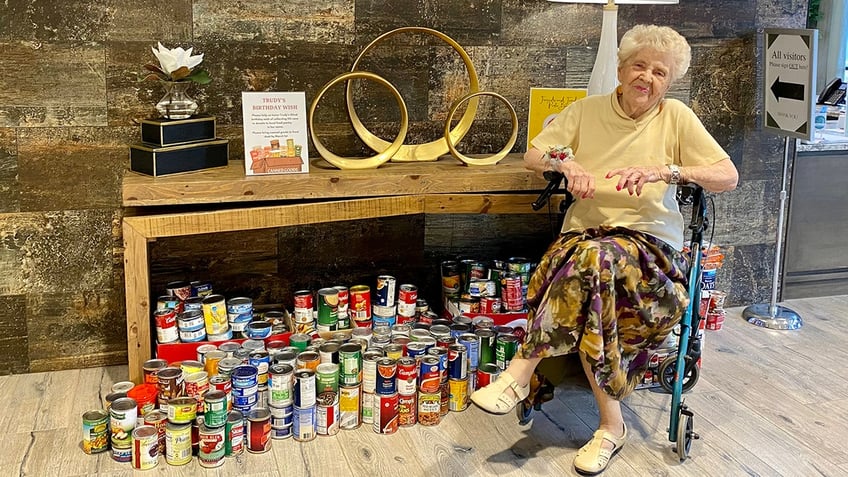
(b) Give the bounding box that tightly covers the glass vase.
[155,81,198,120]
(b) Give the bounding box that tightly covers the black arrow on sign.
[770,76,805,101]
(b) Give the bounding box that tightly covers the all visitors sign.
[763,28,817,141]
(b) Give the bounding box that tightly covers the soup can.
[108,397,137,449]
[398,393,417,427]
[476,362,500,389]
[293,289,314,323]
[334,285,349,316]
[246,408,272,453]
[154,308,178,343]
[82,409,109,454]
[167,397,197,424]
[339,385,361,430]
[339,343,363,386]
[131,425,159,470]
[319,341,341,365]
[397,284,418,318]
[184,296,203,311]
[204,390,228,427]
[165,421,192,465]
[198,422,226,468]
[142,358,168,385]
[396,356,418,396]
[350,285,372,323]
[375,358,397,395]
[418,356,441,393]
[316,362,340,395]
[373,392,399,434]
[225,410,245,456]
[143,410,167,455]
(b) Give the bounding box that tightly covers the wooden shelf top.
[122,153,547,207]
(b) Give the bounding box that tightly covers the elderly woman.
[470,25,738,475]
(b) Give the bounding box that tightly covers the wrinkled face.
[617,48,674,118]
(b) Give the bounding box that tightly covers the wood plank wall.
[0,1,808,374]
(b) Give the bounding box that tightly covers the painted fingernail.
[616,185,621,191]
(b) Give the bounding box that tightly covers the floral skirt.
[516,227,690,400]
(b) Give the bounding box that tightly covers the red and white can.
[398,393,417,427]
[350,285,371,324]
[334,286,349,316]
[397,284,418,318]
[316,392,340,436]
[373,392,399,435]
[154,308,178,343]
[502,274,523,312]
[480,296,502,314]
[396,357,418,396]
[293,290,314,324]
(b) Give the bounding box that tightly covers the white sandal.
[469,372,530,414]
[573,423,627,475]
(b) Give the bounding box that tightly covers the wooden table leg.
[123,220,152,383]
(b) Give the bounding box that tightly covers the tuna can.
[316,287,340,331]
[418,356,441,393]
[293,289,314,323]
[293,405,316,442]
[157,295,181,313]
[218,341,241,357]
[111,445,132,463]
[204,390,228,427]
[165,421,192,465]
[350,285,372,324]
[142,358,168,385]
[246,408,272,453]
[361,391,375,425]
[398,393,417,427]
[202,294,229,335]
[179,309,205,332]
[131,425,159,470]
[477,362,500,389]
[184,296,203,311]
[231,365,259,388]
[167,396,196,424]
[339,385,361,430]
[448,343,468,380]
[268,363,294,407]
[154,308,178,343]
[316,392,340,436]
[295,350,320,372]
[269,403,294,429]
[293,369,316,408]
[143,410,167,455]
[375,275,397,306]
[166,280,192,301]
[108,397,137,449]
[82,409,109,454]
[396,356,418,396]
[207,328,233,342]
[226,297,253,323]
[198,422,226,468]
[246,320,273,340]
[496,334,519,370]
[190,280,213,297]
[449,378,469,411]
[318,341,341,364]
[225,410,245,456]
[179,327,207,342]
[338,342,363,386]
[397,284,418,318]
[316,362,340,394]
[373,392,399,434]
[475,328,497,366]
[248,350,271,385]
[375,357,397,396]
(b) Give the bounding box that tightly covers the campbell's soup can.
[154,308,178,343]
[398,393,417,427]
[373,392,399,434]
[334,285,349,316]
[350,285,372,323]
[293,289,314,323]
[397,284,418,317]
[396,357,418,396]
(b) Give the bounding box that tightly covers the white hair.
[618,25,692,82]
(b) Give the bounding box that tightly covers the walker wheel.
[675,408,698,461]
[516,399,534,425]
[658,355,700,394]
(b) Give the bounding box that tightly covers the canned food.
[316,392,340,436]
[269,363,294,407]
[180,310,206,332]
[246,320,273,339]
[190,280,213,297]
[397,284,418,318]
[475,328,497,366]
[246,408,272,453]
[165,421,192,465]
[184,296,203,311]
[143,410,167,455]
[131,425,159,470]
[316,362,340,394]
[204,390,228,427]
[338,342,362,386]
[375,275,397,307]
[154,308,178,343]
[398,393,417,427]
[496,334,519,370]
[476,362,500,389]
[350,285,372,323]
[198,422,226,468]
[418,356,441,393]
[293,369,316,408]
[226,410,245,456]
[375,357,397,395]
[448,343,468,380]
[334,285,349,316]
[142,358,167,384]
[109,397,137,449]
[269,403,294,429]
[231,365,259,388]
[111,380,135,394]
[202,294,229,335]
[339,385,361,430]
[111,446,132,463]
[317,287,340,331]
[167,397,197,424]
[396,356,418,396]
[449,378,469,411]
[319,341,341,364]
[293,290,314,323]
[127,383,158,417]
[372,392,399,434]
[166,280,192,301]
[293,405,316,442]
[361,391,375,425]
[103,391,125,412]
[82,410,109,454]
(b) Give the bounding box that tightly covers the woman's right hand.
[558,160,595,199]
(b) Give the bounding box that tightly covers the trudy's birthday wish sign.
[242,92,309,175]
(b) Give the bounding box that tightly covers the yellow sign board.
[526,88,587,147]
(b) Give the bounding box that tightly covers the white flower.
[151,42,204,75]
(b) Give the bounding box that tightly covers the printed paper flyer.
[526,88,587,146]
[242,92,309,175]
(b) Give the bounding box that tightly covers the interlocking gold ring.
[309,71,409,170]
[346,27,480,162]
[445,91,518,166]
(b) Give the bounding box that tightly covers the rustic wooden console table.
[122,154,555,382]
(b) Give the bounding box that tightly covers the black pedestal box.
[130,139,229,176]
[140,116,216,147]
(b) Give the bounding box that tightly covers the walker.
[523,175,708,462]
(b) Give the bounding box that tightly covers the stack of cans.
[226,297,253,339]
[292,368,317,441]
[268,363,294,439]
[177,310,206,343]
[231,365,260,414]
[372,357,399,434]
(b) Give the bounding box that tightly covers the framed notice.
[241,92,309,175]
[527,88,587,146]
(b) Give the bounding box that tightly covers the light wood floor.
[3,295,847,477]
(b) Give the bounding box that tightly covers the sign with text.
[242,92,309,175]
[527,87,587,146]
[763,28,817,141]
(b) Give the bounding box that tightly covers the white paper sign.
[241,91,309,175]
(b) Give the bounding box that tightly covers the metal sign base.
[742,303,803,330]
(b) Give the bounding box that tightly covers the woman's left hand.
[606,166,665,196]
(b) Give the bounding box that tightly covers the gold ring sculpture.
[445,91,518,166]
[309,71,409,170]
[346,27,480,162]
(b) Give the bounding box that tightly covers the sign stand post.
[743,28,817,330]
